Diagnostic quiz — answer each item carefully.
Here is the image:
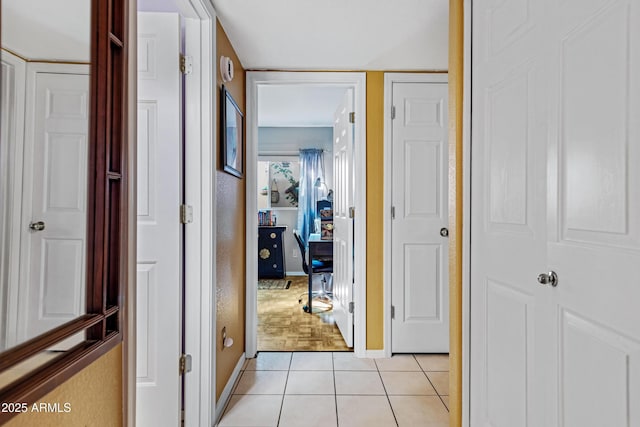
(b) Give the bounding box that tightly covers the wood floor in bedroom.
[257,276,350,351]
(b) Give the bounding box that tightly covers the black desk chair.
[293,231,333,313]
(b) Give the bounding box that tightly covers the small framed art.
[221,85,244,178]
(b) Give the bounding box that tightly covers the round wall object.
[220,56,234,82]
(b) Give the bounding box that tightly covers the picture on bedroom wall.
[257,159,300,209]
[222,85,244,178]
[270,161,299,207]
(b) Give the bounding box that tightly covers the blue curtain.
[297,149,325,245]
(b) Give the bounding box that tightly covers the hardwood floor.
[257,276,350,351]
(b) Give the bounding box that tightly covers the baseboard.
[286,271,305,276]
[362,349,387,358]
[214,352,245,424]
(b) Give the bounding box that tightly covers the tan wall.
[448,0,464,425]
[6,345,123,427]
[365,71,385,350]
[215,20,247,401]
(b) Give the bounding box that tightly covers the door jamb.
[181,2,217,426]
[245,71,367,358]
[383,72,449,357]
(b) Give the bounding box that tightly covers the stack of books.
[258,210,277,226]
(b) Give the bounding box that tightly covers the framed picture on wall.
[221,85,244,178]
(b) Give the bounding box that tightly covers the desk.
[307,233,333,313]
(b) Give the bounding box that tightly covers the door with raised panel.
[136,12,182,427]
[471,1,640,426]
[332,88,354,348]
[390,78,449,353]
[18,65,89,346]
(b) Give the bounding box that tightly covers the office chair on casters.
[293,231,333,313]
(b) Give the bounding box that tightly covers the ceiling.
[212,0,449,70]
[2,0,90,62]
[258,85,348,127]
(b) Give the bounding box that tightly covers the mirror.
[0,0,91,352]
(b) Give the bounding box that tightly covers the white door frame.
[382,72,448,357]
[130,1,217,426]
[181,2,217,426]
[246,71,368,358]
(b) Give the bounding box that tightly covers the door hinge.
[349,206,355,219]
[180,54,193,75]
[180,204,193,224]
[391,206,395,219]
[391,305,395,319]
[391,105,396,120]
[349,111,355,123]
[348,301,355,314]
[179,354,192,375]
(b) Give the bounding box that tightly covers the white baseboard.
[214,352,245,424]
[362,349,387,358]
[285,271,305,276]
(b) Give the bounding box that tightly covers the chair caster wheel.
[302,305,309,313]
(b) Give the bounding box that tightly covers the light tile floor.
[217,352,449,427]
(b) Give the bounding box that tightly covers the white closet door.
[471,1,640,426]
[136,12,182,427]
[19,65,89,345]
[390,79,449,353]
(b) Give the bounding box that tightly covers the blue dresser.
[258,226,287,279]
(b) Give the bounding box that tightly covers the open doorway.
[255,85,347,351]
[246,72,368,358]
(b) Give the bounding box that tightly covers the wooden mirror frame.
[0,0,129,422]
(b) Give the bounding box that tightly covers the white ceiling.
[258,85,348,127]
[212,0,449,70]
[2,0,90,62]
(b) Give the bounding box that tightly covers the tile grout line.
[414,354,450,413]
[275,352,293,427]
[375,357,400,427]
[332,352,340,427]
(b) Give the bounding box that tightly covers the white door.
[18,65,89,345]
[332,88,354,348]
[390,79,449,353]
[471,1,640,426]
[136,12,182,427]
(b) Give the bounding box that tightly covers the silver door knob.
[537,271,558,287]
[440,227,449,237]
[29,221,46,231]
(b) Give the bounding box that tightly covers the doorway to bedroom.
[246,72,367,355]
[255,85,346,352]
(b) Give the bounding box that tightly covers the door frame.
[382,72,449,357]
[181,2,217,426]
[128,1,218,426]
[245,71,368,357]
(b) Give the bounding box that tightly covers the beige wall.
[6,345,123,427]
[215,20,247,401]
[365,71,385,350]
[448,0,464,425]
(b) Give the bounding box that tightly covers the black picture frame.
[221,85,244,178]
